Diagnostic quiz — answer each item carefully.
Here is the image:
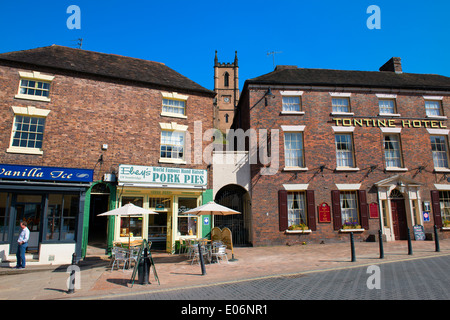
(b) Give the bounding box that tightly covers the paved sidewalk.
[0,239,449,300]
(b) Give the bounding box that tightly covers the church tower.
[214,51,239,133]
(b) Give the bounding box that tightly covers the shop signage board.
[369,203,379,219]
[0,163,93,182]
[119,164,207,187]
[318,202,331,223]
[413,225,426,241]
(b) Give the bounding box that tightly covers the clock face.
[224,97,230,102]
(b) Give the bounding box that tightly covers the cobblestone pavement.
[0,239,449,300]
[101,255,450,300]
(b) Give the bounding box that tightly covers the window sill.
[14,94,51,102]
[6,147,43,155]
[158,158,187,165]
[441,227,450,231]
[160,112,187,119]
[285,229,312,234]
[385,167,408,172]
[426,115,447,120]
[378,113,401,117]
[335,167,360,172]
[434,168,450,173]
[283,167,308,171]
[339,228,365,233]
[330,112,354,116]
[280,111,305,115]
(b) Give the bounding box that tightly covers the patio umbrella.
[183,201,241,261]
[98,203,158,266]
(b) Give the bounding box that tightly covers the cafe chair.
[111,247,128,271]
[190,244,210,265]
[211,245,228,264]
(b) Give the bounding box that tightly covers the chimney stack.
[379,57,402,74]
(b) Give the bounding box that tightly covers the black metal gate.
[214,184,251,247]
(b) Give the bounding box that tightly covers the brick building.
[233,57,450,246]
[0,45,215,264]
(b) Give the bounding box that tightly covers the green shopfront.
[116,164,212,253]
[0,164,93,265]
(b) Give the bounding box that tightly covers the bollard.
[67,253,76,294]
[350,232,356,262]
[407,227,413,255]
[138,248,150,285]
[378,229,384,259]
[198,243,206,275]
[434,225,440,252]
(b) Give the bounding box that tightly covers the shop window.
[121,197,144,238]
[178,198,198,236]
[0,193,11,242]
[45,194,79,241]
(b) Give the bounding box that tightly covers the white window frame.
[424,96,446,119]
[280,91,304,115]
[377,94,400,117]
[281,125,307,171]
[160,92,188,119]
[7,106,51,155]
[15,71,54,102]
[383,133,405,170]
[159,122,188,164]
[430,134,450,171]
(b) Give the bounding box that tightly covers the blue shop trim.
[0,164,93,183]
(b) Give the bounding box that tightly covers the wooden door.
[391,199,407,240]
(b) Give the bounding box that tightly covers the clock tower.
[214,51,239,133]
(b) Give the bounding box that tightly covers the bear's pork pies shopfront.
[117,164,211,252]
[0,163,93,265]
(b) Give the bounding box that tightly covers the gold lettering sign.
[333,118,447,129]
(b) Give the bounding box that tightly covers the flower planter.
[285,229,312,234]
[339,228,365,233]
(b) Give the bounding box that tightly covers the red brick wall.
[247,87,450,245]
[0,64,214,183]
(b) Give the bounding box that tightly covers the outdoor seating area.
[110,240,149,271]
[182,238,229,265]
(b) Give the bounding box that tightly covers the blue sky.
[1,0,449,91]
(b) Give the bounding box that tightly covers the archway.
[214,184,251,246]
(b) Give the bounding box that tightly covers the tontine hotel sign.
[332,117,447,129]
